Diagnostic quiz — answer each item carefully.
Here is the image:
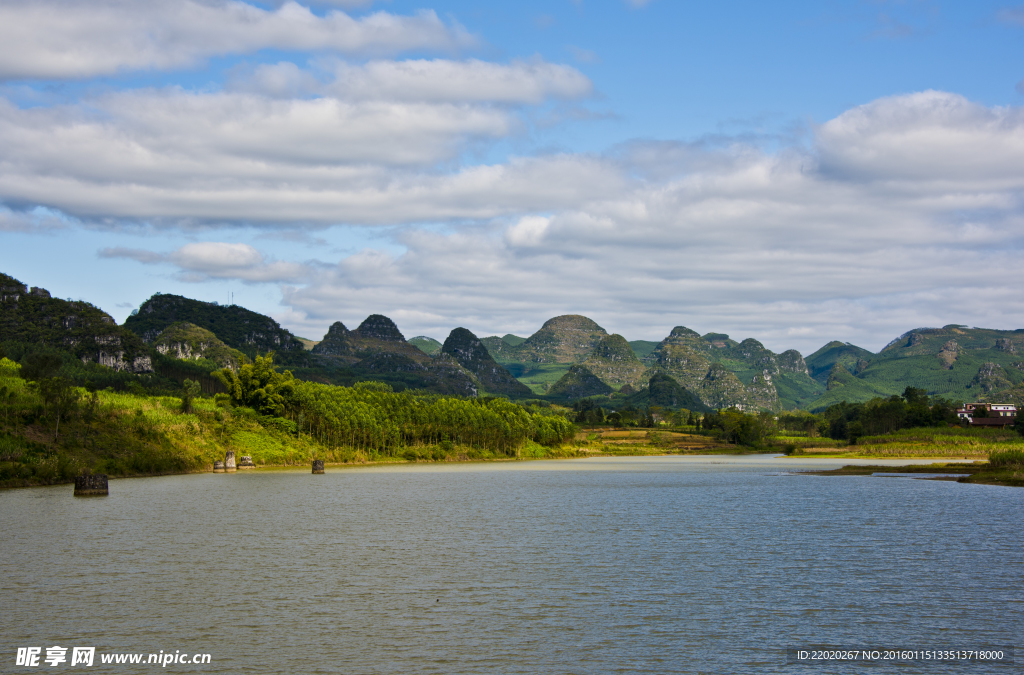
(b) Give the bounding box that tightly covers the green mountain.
[310,316,480,395]
[440,328,532,398]
[494,315,609,364]
[1,273,152,372]
[9,269,1024,411]
[152,322,245,370]
[409,336,442,354]
[625,372,709,412]
[802,326,1024,410]
[581,334,648,390]
[311,315,427,364]
[547,364,613,400]
[805,341,875,383]
[125,293,307,365]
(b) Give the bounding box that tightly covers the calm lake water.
[2,455,1021,674]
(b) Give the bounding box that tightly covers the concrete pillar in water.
[225,451,237,473]
[74,474,108,496]
[238,455,255,469]
[213,460,225,473]
[312,459,325,474]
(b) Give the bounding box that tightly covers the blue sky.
[1,0,1023,353]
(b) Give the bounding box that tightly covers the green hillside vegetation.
[409,336,442,354]
[624,372,709,412]
[805,341,875,383]
[490,315,609,365]
[9,270,1024,417]
[548,364,613,400]
[629,340,659,360]
[152,322,246,370]
[806,326,1024,411]
[0,354,576,488]
[503,363,572,395]
[581,334,648,390]
[308,317,483,395]
[439,328,533,398]
[125,292,308,366]
[1,273,152,373]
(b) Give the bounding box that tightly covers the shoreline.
[4,450,1018,490]
[798,461,1023,488]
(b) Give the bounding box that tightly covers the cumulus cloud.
[272,91,1024,352]
[815,90,1024,187]
[0,0,476,80]
[8,86,1024,352]
[100,242,310,282]
[0,55,596,225]
[0,88,620,223]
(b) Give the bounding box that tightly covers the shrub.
[989,449,1024,469]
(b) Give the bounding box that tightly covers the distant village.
[958,403,1017,427]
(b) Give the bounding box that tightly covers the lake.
[2,455,1020,673]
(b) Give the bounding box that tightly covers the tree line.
[215,355,575,456]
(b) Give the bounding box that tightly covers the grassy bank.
[802,457,1024,488]
[574,427,745,455]
[0,367,579,489]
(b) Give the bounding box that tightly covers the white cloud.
[505,215,551,247]
[0,88,622,223]
[100,242,310,282]
[326,59,592,103]
[8,88,1024,353]
[270,91,1024,353]
[815,90,1024,187]
[0,1,476,81]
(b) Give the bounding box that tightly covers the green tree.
[22,352,62,381]
[214,354,295,416]
[35,376,80,441]
[180,379,201,414]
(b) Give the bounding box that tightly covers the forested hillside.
[4,270,1024,417]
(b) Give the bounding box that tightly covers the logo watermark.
[15,647,211,668]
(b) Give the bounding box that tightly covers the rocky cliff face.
[581,334,649,390]
[649,328,714,398]
[746,370,780,410]
[732,338,780,376]
[698,363,749,409]
[969,362,1012,395]
[937,340,960,369]
[778,349,808,375]
[0,273,152,373]
[152,322,244,370]
[125,293,305,356]
[502,315,609,364]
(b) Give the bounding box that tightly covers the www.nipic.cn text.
[15,647,212,667]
